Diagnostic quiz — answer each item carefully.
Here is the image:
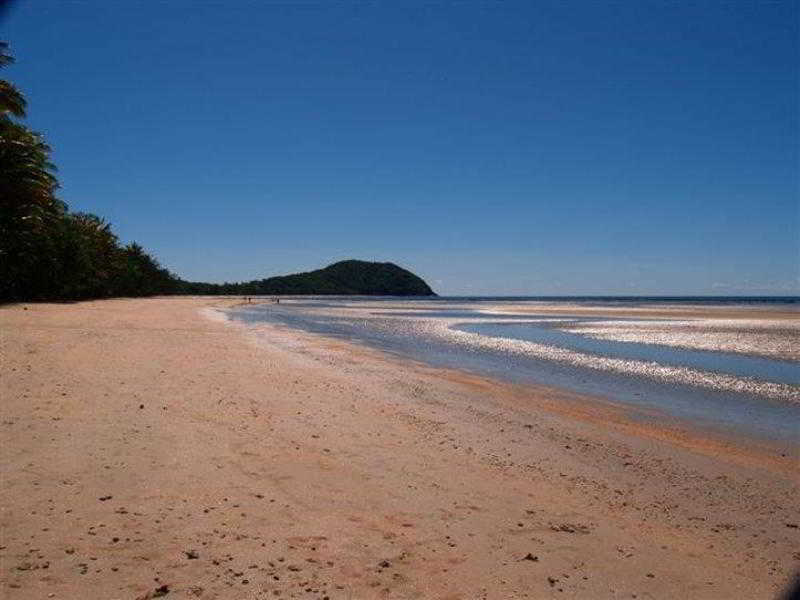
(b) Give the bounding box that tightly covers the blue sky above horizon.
[3,1,798,295]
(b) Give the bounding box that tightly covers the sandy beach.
[1,297,798,599]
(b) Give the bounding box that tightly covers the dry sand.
[1,297,797,599]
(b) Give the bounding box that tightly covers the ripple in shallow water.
[229,300,800,440]
[431,321,800,403]
[564,319,800,362]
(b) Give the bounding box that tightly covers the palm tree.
[0,42,26,118]
[0,41,63,300]
[0,42,53,200]
[0,41,177,300]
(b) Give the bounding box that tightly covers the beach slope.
[1,298,797,599]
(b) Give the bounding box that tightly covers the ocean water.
[228,297,800,444]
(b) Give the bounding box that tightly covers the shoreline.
[1,297,798,599]
[225,298,800,443]
[221,302,798,475]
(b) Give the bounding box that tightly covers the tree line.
[0,42,180,302]
[179,259,435,296]
[0,43,435,301]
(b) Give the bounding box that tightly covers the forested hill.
[180,260,436,296]
[0,42,434,302]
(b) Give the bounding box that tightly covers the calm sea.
[228,296,800,446]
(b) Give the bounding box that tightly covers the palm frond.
[0,42,14,69]
[0,80,27,117]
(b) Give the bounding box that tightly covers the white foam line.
[411,320,800,403]
[224,304,800,403]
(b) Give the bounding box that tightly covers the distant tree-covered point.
[1,42,434,302]
[178,260,436,297]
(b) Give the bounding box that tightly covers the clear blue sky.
[3,1,798,295]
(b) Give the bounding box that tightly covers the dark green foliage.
[179,260,436,296]
[116,242,177,298]
[0,43,433,301]
[0,43,26,118]
[0,42,179,302]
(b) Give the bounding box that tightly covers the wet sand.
[1,297,798,599]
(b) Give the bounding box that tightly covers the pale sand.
[1,297,798,599]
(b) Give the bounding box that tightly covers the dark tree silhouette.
[0,41,179,302]
[0,42,433,302]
